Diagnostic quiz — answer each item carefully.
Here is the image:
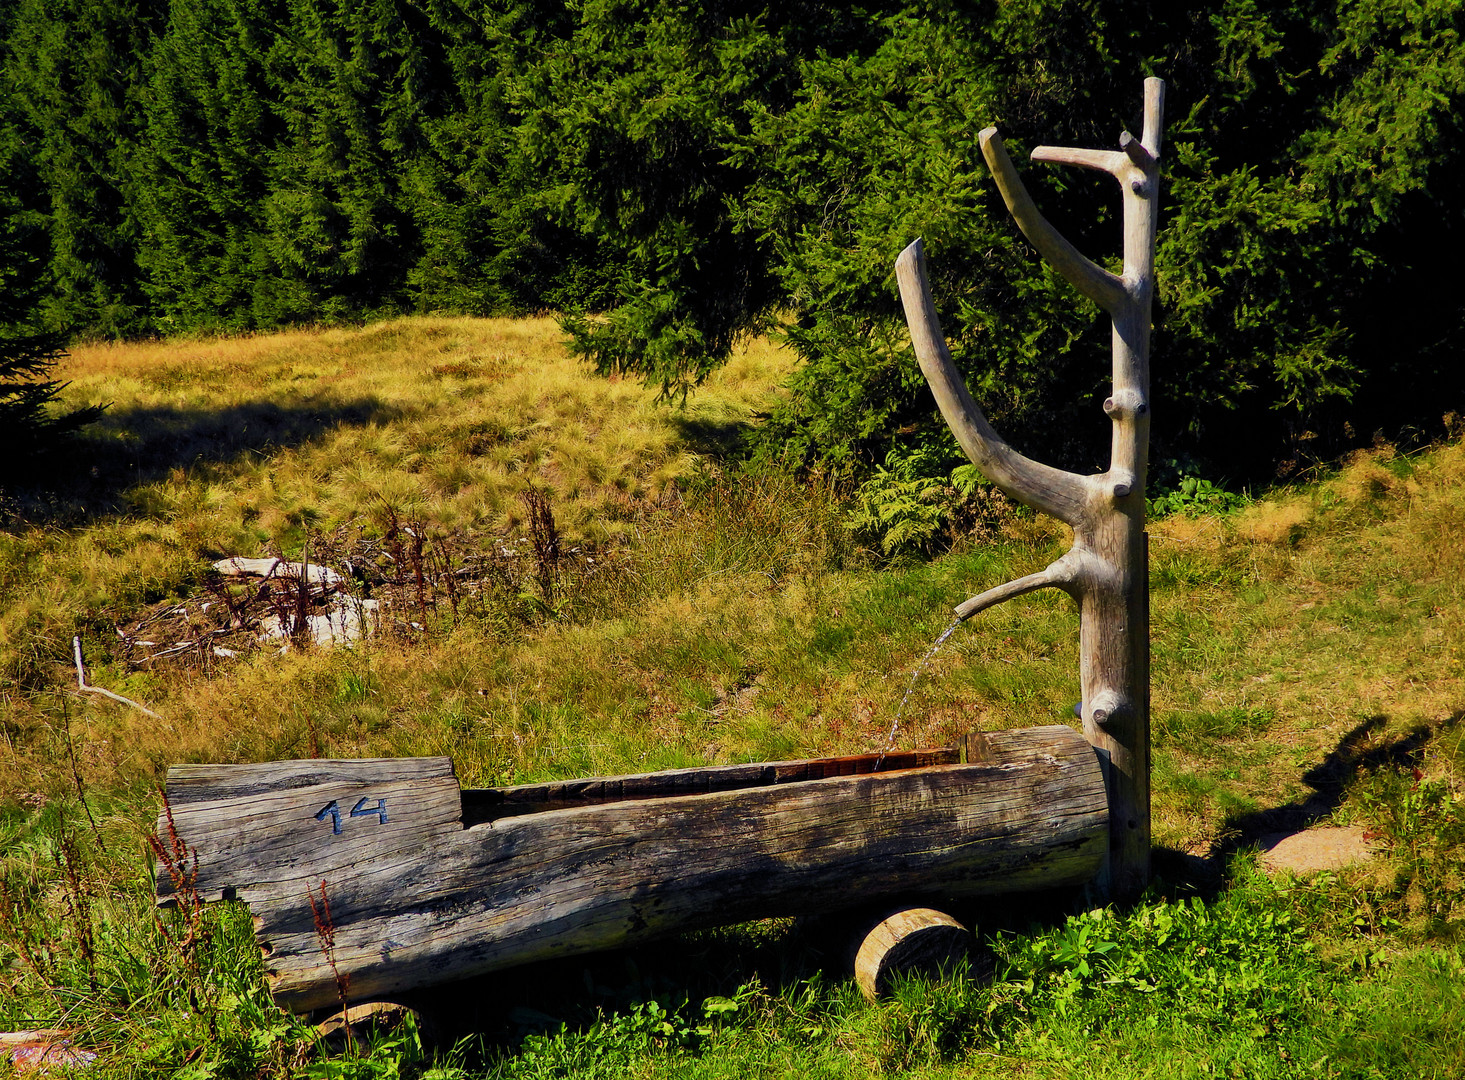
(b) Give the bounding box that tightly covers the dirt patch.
[1258,826,1380,876]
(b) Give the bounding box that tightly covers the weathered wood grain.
[156,727,1105,1012]
[156,758,463,904]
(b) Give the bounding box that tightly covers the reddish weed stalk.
[146,788,207,972]
[521,487,561,603]
[0,873,58,998]
[52,820,96,991]
[308,879,353,1054]
[61,700,106,852]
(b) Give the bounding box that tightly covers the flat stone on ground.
[1258,826,1378,875]
[0,1030,97,1073]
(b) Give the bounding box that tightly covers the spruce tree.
[0,123,102,481]
[2,0,164,336]
[256,0,447,322]
[133,0,281,331]
[0,330,103,477]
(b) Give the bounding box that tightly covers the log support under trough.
[854,907,971,1000]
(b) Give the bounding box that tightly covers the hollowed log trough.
[156,725,1106,1013]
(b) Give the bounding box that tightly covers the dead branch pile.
[114,501,615,670]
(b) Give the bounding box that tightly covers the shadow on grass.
[404,916,824,1055]
[402,886,1082,1058]
[2,396,397,527]
[1153,710,1464,897]
[664,413,755,459]
[1232,711,1456,835]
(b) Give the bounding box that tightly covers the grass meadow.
[1,317,1463,1078]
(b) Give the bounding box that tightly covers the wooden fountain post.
[895,78,1164,901]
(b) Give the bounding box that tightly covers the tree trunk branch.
[895,239,1088,525]
[953,555,1081,621]
[900,79,1165,901]
[1029,145,1128,175]
[978,127,1128,314]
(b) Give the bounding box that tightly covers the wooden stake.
[895,78,1164,900]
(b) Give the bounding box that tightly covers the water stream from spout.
[876,616,964,769]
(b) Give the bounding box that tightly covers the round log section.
[314,1001,432,1054]
[855,908,971,1000]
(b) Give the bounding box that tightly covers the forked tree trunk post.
[895,78,1164,900]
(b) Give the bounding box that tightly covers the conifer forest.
[2,0,1462,483]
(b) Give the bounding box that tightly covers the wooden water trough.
[155,726,1106,1013]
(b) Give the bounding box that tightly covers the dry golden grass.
[4,317,787,631]
[60,315,789,541]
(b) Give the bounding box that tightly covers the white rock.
[257,599,379,649]
[307,599,380,647]
[212,556,343,588]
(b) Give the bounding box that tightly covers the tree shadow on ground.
[1152,710,1463,896]
[664,414,756,459]
[1,396,397,528]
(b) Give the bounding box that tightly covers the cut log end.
[314,1000,433,1055]
[854,908,971,1000]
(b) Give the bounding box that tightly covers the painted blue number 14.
[315,797,388,835]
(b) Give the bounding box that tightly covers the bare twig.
[61,700,106,852]
[137,627,239,664]
[72,636,161,718]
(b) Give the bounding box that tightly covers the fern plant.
[847,446,991,558]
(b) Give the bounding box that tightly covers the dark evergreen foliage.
[0,92,103,480]
[0,0,1461,482]
[0,329,104,474]
[2,0,164,336]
